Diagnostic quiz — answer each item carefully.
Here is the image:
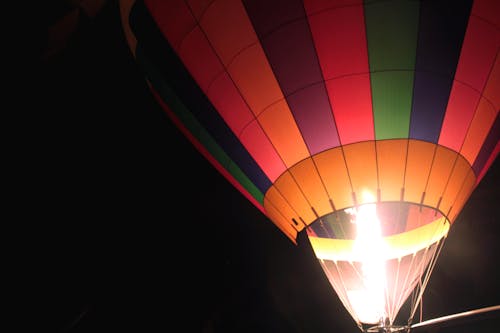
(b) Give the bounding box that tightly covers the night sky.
[28,1,499,332]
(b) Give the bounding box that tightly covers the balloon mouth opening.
[305,201,449,327]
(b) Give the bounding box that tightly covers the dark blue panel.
[129,1,272,193]
[410,0,473,142]
[410,73,452,141]
[473,113,500,176]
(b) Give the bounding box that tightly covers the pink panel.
[440,3,500,151]
[145,0,195,50]
[439,82,480,151]
[240,120,287,182]
[452,15,500,97]
[194,0,258,68]
[208,72,254,136]
[306,2,373,144]
[178,28,224,92]
[306,3,369,78]
[326,75,374,144]
[304,0,362,14]
[186,0,212,21]
[471,0,500,29]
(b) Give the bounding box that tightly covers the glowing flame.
[346,191,388,324]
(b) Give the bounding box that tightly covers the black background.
[25,1,499,332]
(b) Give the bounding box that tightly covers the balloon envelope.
[119,0,499,329]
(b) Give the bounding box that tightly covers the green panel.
[371,71,414,139]
[364,0,419,139]
[364,0,420,71]
[226,161,264,202]
[136,45,265,204]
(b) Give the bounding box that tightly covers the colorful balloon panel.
[120,0,499,243]
[120,0,499,328]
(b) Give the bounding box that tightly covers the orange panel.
[439,155,473,216]
[289,158,331,219]
[343,142,378,205]
[483,54,500,109]
[447,169,476,223]
[264,185,302,229]
[229,44,285,115]
[273,171,317,224]
[377,140,407,201]
[405,140,435,204]
[423,146,457,210]
[460,97,497,164]
[313,148,353,210]
[263,198,300,243]
[258,100,310,168]
[197,0,257,67]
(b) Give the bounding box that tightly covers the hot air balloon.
[118,0,499,331]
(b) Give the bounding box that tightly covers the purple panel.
[473,113,500,175]
[243,0,339,152]
[242,0,304,37]
[287,84,340,154]
[260,18,323,95]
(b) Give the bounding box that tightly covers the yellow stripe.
[309,217,450,261]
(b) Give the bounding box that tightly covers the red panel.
[306,3,373,144]
[460,97,497,165]
[195,0,258,68]
[483,54,500,110]
[471,0,500,36]
[439,82,480,151]
[209,72,254,136]
[453,16,499,93]
[145,0,195,50]
[240,120,286,182]
[304,0,362,14]
[186,0,212,21]
[440,5,500,151]
[179,28,225,93]
[326,75,374,144]
[306,2,369,78]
